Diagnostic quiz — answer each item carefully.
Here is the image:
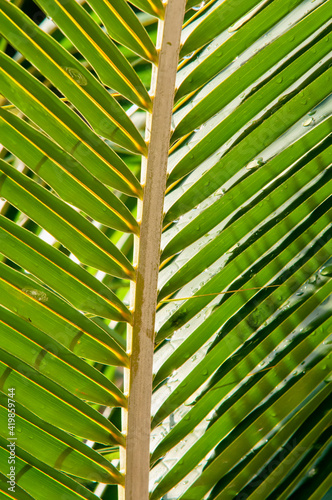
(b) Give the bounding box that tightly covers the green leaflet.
[0,348,125,445]
[0,0,147,155]
[173,4,332,140]
[162,119,332,261]
[151,347,332,499]
[0,471,34,500]
[154,237,332,427]
[128,0,164,19]
[0,305,126,407]
[0,214,131,322]
[160,148,332,301]
[0,52,142,197]
[166,66,332,219]
[35,0,152,110]
[186,0,206,10]
[179,357,332,499]
[154,320,332,470]
[0,261,129,367]
[180,0,260,57]
[0,393,124,484]
[0,108,139,235]
[240,397,331,499]
[155,230,332,389]
[0,437,100,500]
[176,0,309,100]
[0,159,135,280]
[86,0,158,62]
[158,183,332,339]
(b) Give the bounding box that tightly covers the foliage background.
[0,0,331,499]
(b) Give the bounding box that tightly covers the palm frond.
[0,0,330,499]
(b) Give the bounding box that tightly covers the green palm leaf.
[0,0,147,154]
[0,470,34,500]
[0,215,130,321]
[0,260,128,365]
[0,0,330,499]
[0,109,138,233]
[0,392,124,484]
[85,0,159,62]
[0,305,126,405]
[0,436,103,500]
[35,0,152,110]
[0,52,142,197]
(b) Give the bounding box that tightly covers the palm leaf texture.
[0,0,331,498]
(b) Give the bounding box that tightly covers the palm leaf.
[34,0,153,109]
[0,436,104,500]
[0,52,142,196]
[0,0,330,499]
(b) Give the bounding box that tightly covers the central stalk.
[120,1,186,499]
